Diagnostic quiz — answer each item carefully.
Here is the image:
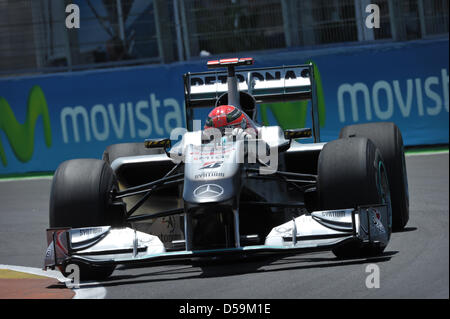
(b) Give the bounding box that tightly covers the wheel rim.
[378,161,392,236]
[401,146,409,210]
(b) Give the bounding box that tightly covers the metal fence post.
[173,0,184,61]
[281,0,299,47]
[387,0,407,41]
[298,0,314,46]
[281,0,293,47]
[153,1,164,62]
[116,0,126,43]
[62,0,74,70]
[355,0,374,42]
[417,0,427,38]
[179,0,191,59]
[153,0,174,63]
[387,0,397,40]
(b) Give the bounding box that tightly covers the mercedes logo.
[193,184,224,198]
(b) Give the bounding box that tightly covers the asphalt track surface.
[0,153,448,299]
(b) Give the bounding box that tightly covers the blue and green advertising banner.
[0,38,448,174]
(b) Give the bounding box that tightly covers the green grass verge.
[405,145,449,155]
[0,171,54,180]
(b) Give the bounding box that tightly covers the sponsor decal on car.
[193,184,224,199]
[78,228,104,237]
[320,210,347,218]
[200,161,223,169]
[194,172,225,179]
[371,208,386,234]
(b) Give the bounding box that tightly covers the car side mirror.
[144,138,171,152]
[284,128,312,140]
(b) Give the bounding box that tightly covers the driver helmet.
[204,105,254,135]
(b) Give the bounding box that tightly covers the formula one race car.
[44,58,409,280]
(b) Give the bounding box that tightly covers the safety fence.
[0,0,448,76]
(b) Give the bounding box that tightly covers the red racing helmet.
[204,105,254,134]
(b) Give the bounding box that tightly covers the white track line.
[0,264,106,299]
[405,150,449,157]
[72,282,107,299]
[0,176,53,183]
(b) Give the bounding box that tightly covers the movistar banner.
[0,38,448,174]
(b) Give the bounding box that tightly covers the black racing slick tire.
[339,122,409,231]
[317,137,392,258]
[49,159,122,280]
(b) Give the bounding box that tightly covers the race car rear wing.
[183,60,321,142]
[184,64,314,107]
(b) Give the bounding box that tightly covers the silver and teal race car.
[44,58,409,280]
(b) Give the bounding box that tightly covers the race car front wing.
[44,204,389,270]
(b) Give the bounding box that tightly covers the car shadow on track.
[75,250,398,289]
[393,226,418,233]
[196,251,398,278]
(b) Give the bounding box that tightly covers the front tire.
[317,137,392,258]
[339,122,409,231]
[49,159,122,280]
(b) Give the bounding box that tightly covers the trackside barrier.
[0,38,448,174]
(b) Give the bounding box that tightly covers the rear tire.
[50,159,122,280]
[339,122,409,231]
[317,137,392,258]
